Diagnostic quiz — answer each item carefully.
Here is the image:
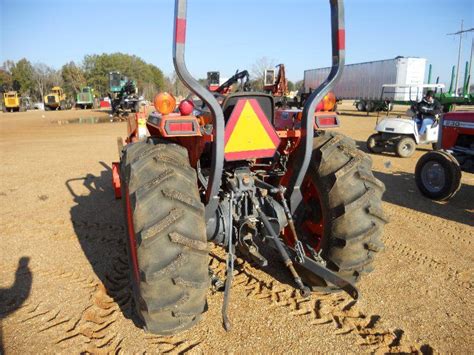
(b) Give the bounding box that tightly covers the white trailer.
[304,57,428,112]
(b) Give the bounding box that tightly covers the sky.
[1,0,473,86]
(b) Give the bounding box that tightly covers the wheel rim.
[401,141,414,154]
[421,161,446,193]
[124,186,140,283]
[280,170,326,253]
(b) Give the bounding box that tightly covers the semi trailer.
[304,56,428,112]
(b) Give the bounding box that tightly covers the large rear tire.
[415,150,462,201]
[288,131,387,290]
[121,139,209,334]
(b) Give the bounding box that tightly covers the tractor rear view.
[114,0,387,335]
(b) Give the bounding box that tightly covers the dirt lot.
[1,103,472,354]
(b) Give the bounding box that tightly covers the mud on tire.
[293,131,388,290]
[121,138,209,335]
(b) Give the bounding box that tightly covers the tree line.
[0,54,302,102]
[0,53,165,102]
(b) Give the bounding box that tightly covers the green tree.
[31,63,60,102]
[83,53,164,99]
[251,57,276,90]
[287,80,295,92]
[61,61,86,97]
[0,68,13,93]
[11,58,34,95]
[294,79,304,92]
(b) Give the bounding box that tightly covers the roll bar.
[288,0,345,212]
[173,0,345,216]
[173,0,224,220]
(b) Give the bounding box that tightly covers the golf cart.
[366,84,444,158]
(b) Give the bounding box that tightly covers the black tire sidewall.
[415,151,462,200]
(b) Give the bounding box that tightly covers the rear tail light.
[167,121,195,133]
[315,113,339,128]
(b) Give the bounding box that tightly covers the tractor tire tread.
[121,139,208,335]
[300,131,386,289]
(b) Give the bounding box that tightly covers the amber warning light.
[154,92,176,114]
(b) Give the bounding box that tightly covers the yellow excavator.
[43,86,72,111]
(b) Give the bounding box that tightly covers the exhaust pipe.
[173,0,225,220]
[288,0,346,212]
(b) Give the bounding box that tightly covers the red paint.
[225,149,277,161]
[125,187,140,283]
[441,112,474,149]
[279,168,326,252]
[175,18,186,44]
[338,29,345,50]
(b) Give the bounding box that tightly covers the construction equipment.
[76,86,95,109]
[206,70,250,95]
[433,63,474,112]
[2,91,28,112]
[207,71,221,92]
[112,0,386,335]
[264,64,289,97]
[108,72,142,115]
[415,111,473,200]
[44,86,72,111]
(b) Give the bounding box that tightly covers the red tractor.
[415,111,474,201]
[113,0,386,335]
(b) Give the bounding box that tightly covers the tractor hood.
[375,117,415,135]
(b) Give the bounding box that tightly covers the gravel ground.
[0,103,472,353]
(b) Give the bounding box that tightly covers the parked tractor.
[2,91,28,112]
[112,0,386,335]
[44,86,72,111]
[415,111,474,201]
[76,86,95,109]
